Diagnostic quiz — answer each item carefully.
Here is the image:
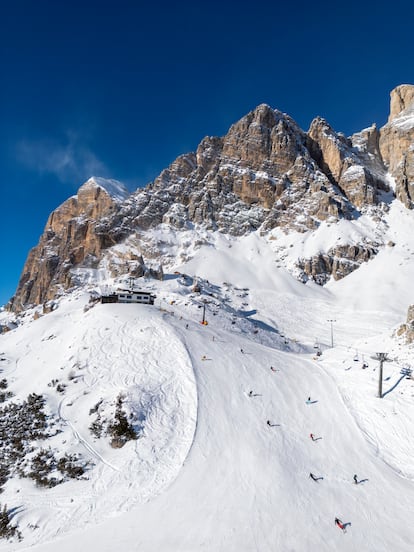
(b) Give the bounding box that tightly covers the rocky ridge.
[8,85,414,312]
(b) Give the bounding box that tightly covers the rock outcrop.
[297,243,378,285]
[396,304,414,343]
[388,85,414,123]
[9,178,129,311]
[7,85,414,311]
[308,117,388,208]
[379,84,414,208]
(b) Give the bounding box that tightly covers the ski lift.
[200,302,208,325]
[400,367,412,378]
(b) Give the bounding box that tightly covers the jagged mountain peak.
[81,176,130,202]
[308,116,348,141]
[232,102,302,132]
[6,85,414,312]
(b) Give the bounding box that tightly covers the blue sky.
[1,0,413,307]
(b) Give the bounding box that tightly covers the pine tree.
[0,504,21,540]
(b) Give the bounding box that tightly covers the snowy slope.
[0,201,414,551]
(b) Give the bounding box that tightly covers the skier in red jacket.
[335,518,345,531]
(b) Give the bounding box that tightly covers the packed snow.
[0,199,414,551]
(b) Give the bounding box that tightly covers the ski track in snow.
[1,216,414,551]
[0,303,198,549]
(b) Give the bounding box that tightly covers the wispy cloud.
[15,131,109,185]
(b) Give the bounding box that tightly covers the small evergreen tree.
[107,395,137,447]
[0,504,21,540]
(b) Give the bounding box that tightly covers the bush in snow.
[0,463,9,494]
[57,453,87,479]
[27,450,89,487]
[27,448,61,488]
[56,383,66,394]
[0,504,21,541]
[0,379,13,403]
[107,395,137,448]
[0,393,89,489]
[89,415,104,439]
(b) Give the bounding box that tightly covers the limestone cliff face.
[9,178,128,311]
[388,85,414,123]
[297,244,378,285]
[379,84,414,207]
[308,117,388,208]
[8,85,414,311]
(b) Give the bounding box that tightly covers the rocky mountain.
[7,85,414,312]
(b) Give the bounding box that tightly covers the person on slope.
[335,517,345,531]
[353,474,358,484]
[309,473,318,481]
[310,433,315,441]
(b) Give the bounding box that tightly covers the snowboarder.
[335,517,345,531]
[306,396,312,404]
[353,474,358,484]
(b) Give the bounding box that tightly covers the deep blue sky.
[1,0,413,306]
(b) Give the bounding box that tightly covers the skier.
[310,433,315,441]
[306,396,312,404]
[309,473,318,481]
[267,420,271,426]
[335,517,345,531]
[248,390,253,397]
[241,348,244,354]
[353,474,358,484]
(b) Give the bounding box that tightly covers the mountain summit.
[7,85,414,312]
